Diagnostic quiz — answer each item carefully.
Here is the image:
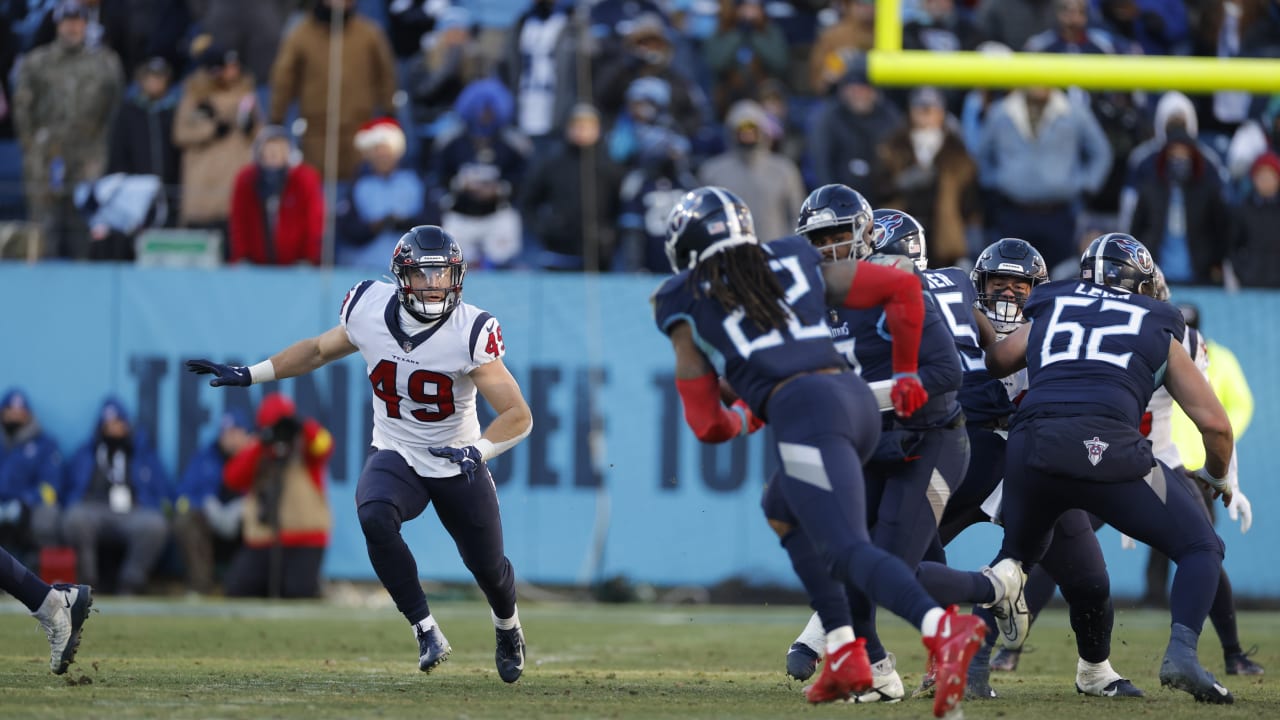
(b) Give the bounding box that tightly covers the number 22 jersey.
[340,280,506,478]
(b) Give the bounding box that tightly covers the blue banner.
[0,266,1275,597]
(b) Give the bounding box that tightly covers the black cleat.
[1160,624,1233,704]
[496,626,525,683]
[786,642,821,681]
[417,625,451,673]
[1225,647,1265,676]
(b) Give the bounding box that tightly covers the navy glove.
[186,359,252,387]
[428,445,483,481]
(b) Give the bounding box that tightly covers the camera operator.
[222,393,332,598]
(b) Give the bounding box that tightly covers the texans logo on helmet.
[873,212,905,248]
[1112,235,1154,273]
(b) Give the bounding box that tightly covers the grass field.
[1,597,1277,719]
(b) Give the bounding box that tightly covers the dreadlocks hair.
[689,244,790,332]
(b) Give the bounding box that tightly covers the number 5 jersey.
[340,280,506,478]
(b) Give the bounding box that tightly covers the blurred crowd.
[0,387,333,598]
[1,0,1279,284]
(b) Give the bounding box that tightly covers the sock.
[826,626,855,654]
[493,606,520,630]
[796,612,826,654]
[414,615,437,634]
[1077,657,1121,689]
[921,606,945,637]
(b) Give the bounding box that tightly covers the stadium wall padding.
[0,265,1274,597]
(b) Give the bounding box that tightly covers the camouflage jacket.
[14,40,124,174]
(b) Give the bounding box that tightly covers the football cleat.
[966,641,997,699]
[495,626,526,683]
[804,638,873,703]
[982,558,1029,650]
[786,642,821,681]
[911,653,937,699]
[417,625,452,673]
[1077,678,1145,697]
[853,652,904,703]
[922,606,987,719]
[991,645,1021,672]
[1159,624,1233,704]
[1076,658,1144,697]
[1225,647,1265,676]
[32,583,92,675]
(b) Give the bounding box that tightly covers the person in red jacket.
[222,392,332,598]
[228,126,324,265]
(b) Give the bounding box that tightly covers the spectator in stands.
[1225,94,1280,189]
[222,393,332,599]
[975,0,1057,51]
[702,0,788,121]
[13,0,123,259]
[405,6,488,156]
[606,77,684,167]
[1188,0,1275,142]
[434,78,530,269]
[615,118,699,272]
[62,397,170,595]
[27,0,131,67]
[503,0,573,154]
[698,99,805,243]
[808,0,874,95]
[336,117,427,268]
[808,52,904,206]
[1230,151,1280,287]
[0,389,64,561]
[173,407,252,595]
[976,85,1112,273]
[228,126,323,266]
[904,0,986,53]
[1129,126,1231,285]
[519,103,622,271]
[875,86,982,269]
[1080,90,1148,234]
[1094,0,1192,56]
[1121,91,1227,229]
[269,0,397,181]
[1025,0,1127,53]
[757,78,806,167]
[195,0,288,84]
[107,57,180,226]
[385,0,438,65]
[173,45,260,238]
[593,12,708,139]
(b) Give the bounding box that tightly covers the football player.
[782,198,1018,704]
[984,233,1236,704]
[653,186,986,717]
[0,545,91,674]
[188,226,532,683]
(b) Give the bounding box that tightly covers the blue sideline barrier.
[0,265,1275,597]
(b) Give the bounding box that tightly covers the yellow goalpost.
[867,0,1280,92]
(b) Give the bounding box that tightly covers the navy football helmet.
[391,225,466,322]
[972,238,1048,332]
[664,186,758,273]
[794,184,873,262]
[1080,232,1156,295]
[870,209,927,270]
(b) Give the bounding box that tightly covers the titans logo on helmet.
[872,212,906,246]
[1112,235,1155,273]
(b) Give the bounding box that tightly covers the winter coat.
[172,69,260,224]
[876,128,981,268]
[227,162,324,265]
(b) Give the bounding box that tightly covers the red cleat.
[922,606,987,718]
[804,638,873,704]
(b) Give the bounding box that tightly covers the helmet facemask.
[978,275,1034,334]
[396,263,463,322]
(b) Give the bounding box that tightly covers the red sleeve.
[223,441,265,493]
[843,261,924,376]
[227,166,256,263]
[300,165,324,265]
[302,420,333,491]
[676,373,747,443]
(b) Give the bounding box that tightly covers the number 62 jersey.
[340,280,506,478]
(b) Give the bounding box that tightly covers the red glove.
[891,373,928,418]
[732,399,765,433]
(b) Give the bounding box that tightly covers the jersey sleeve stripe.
[470,311,494,362]
[344,280,375,324]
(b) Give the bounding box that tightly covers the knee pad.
[357,501,402,545]
[1059,568,1111,609]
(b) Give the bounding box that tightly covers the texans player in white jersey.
[188,226,533,683]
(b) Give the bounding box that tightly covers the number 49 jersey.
[1021,280,1184,426]
[340,280,506,478]
[652,236,845,416]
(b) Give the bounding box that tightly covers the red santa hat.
[354,117,406,157]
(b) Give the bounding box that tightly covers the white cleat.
[853,652,904,703]
[982,559,1029,650]
[32,583,92,674]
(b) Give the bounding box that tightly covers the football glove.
[429,445,483,482]
[890,373,928,418]
[1192,466,1232,506]
[186,359,252,387]
[1228,490,1253,534]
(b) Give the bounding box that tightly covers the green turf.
[0,599,1276,719]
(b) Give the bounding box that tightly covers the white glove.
[1120,534,1137,550]
[1194,466,1232,504]
[1227,490,1253,534]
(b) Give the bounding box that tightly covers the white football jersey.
[1146,327,1206,467]
[340,280,506,478]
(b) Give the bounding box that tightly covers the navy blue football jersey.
[1020,280,1185,425]
[652,235,845,415]
[827,277,962,429]
[924,267,1017,423]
